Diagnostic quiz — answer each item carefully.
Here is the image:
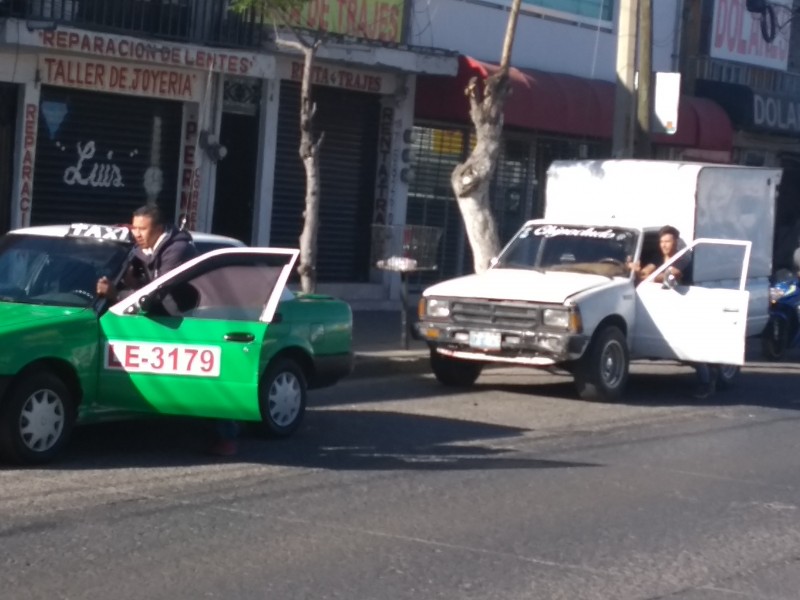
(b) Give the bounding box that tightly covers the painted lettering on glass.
[63,141,125,188]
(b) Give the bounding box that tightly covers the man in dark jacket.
[96,205,239,456]
[96,204,197,301]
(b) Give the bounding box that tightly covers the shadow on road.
[44,409,599,472]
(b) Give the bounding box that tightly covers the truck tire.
[0,370,75,465]
[574,326,629,402]
[430,350,482,387]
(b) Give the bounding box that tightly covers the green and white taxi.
[0,224,353,464]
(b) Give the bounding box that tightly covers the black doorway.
[213,111,259,244]
[0,83,17,234]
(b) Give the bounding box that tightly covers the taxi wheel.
[0,371,75,465]
[258,359,307,438]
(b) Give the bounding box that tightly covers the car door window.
[151,261,283,321]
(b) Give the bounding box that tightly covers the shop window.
[406,126,468,282]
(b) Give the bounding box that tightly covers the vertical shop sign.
[178,105,202,229]
[19,103,38,227]
[373,105,394,225]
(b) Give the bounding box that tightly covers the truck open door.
[631,239,751,365]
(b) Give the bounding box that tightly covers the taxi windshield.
[495,224,639,277]
[0,234,131,307]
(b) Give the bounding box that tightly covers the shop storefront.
[696,79,800,271]
[33,85,183,225]
[268,59,401,283]
[410,56,734,283]
[4,26,275,232]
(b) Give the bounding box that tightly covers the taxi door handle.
[224,332,255,343]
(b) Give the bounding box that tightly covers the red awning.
[414,56,733,153]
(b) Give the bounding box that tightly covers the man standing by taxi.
[96,205,196,300]
[96,205,240,456]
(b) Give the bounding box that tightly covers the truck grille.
[450,300,539,329]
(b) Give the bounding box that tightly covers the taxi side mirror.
[137,292,156,313]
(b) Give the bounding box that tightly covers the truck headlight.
[423,298,451,318]
[543,308,570,329]
[542,307,581,332]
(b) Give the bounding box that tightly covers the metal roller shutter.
[271,81,379,282]
[33,86,182,226]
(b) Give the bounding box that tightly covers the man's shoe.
[693,382,715,400]
[209,439,238,457]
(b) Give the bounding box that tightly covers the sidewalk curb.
[351,349,430,379]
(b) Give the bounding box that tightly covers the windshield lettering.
[533,225,617,239]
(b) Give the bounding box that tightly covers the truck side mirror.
[662,270,679,290]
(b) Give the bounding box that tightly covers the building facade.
[5,0,789,304]
[0,0,456,304]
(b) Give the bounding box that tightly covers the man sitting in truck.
[629,225,691,283]
[629,225,717,399]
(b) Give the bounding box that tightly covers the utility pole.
[612,0,639,158]
[635,0,652,158]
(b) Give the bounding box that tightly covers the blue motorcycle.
[762,269,800,361]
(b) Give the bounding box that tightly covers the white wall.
[408,0,681,81]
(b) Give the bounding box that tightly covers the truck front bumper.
[415,321,590,365]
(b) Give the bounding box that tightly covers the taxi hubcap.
[19,389,64,452]
[268,372,301,427]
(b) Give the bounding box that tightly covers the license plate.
[469,330,501,350]
[105,342,221,377]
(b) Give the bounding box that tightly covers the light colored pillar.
[383,74,416,301]
[612,0,639,158]
[11,82,40,229]
[253,78,280,246]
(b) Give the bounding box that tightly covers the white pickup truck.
[415,159,781,401]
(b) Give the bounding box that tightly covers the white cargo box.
[545,160,781,280]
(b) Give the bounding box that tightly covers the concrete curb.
[351,349,430,379]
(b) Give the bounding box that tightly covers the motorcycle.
[761,268,800,360]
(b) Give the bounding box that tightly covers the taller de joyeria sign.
[18,27,275,79]
[710,0,792,70]
[39,55,202,102]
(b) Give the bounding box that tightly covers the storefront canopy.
[415,56,733,153]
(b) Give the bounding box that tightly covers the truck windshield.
[495,224,639,277]
[0,234,131,307]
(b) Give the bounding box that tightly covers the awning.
[415,56,733,153]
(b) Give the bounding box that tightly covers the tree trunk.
[296,42,323,293]
[451,0,522,273]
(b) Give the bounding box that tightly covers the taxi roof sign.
[67,224,131,242]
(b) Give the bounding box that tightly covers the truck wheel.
[761,317,788,361]
[716,365,740,390]
[430,350,482,387]
[258,359,307,438]
[574,326,629,402]
[0,370,75,465]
